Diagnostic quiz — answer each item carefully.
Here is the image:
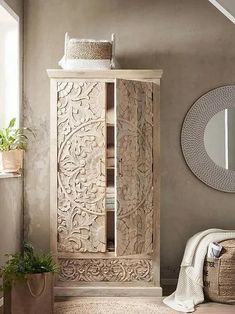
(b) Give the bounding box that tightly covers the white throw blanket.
[163,229,235,313]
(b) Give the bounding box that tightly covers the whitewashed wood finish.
[57,252,151,259]
[115,79,153,256]
[152,83,161,286]
[58,258,152,282]
[49,70,161,296]
[57,81,107,253]
[47,69,163,81]
[50,79,58,256]
[54,286,162,297]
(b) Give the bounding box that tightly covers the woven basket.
[67,40,112,60]
[59,33,116,70]
[203,239,235,304]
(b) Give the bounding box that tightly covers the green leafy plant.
[0,242,58,292]
[0,118,34,152]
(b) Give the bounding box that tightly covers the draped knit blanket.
[163,229,235,313]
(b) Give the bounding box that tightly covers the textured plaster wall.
[23,0,235,280]
[0,178,23,268]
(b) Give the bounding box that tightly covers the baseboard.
[55,286,162,297]
[0,297,3,307]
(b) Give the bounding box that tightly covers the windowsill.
[0,172,22,179]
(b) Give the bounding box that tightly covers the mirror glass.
[204,109,235,170]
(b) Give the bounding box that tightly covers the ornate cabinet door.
[57,81,107,253]
[115,79,154,256]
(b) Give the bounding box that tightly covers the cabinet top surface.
[47,69,163,79]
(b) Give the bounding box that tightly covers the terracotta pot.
[4,272,54,314]
[0,149,23,172]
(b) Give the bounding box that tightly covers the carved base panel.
[58,258,152,283]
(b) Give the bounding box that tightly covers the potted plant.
[0,118,34,173]
[0,242,58,314]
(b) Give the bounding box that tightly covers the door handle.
[119,158,123,177]
[100,158,103,175]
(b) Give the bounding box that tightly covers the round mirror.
[204,109,235,170]
[181,85,235,193]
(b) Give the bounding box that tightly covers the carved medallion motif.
[57,81,106,253]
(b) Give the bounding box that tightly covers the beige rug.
[55,299,175,314]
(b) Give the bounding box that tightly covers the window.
[0,1,19,128]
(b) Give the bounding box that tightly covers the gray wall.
[0,0,23,295]
[0,178,23,289]
[23,0,235,281]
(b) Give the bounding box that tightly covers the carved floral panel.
[116,80,153,256]
[58,258,152,282]
[57,81,106,253]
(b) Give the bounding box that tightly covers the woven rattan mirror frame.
[181,85,235,193]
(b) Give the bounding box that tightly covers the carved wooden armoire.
[48,69,162,296]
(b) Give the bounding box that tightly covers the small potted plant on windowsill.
[0,118,34,173]
[0,242,58,314]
